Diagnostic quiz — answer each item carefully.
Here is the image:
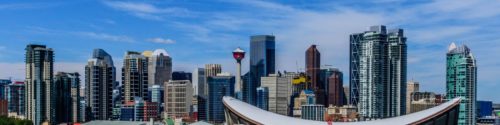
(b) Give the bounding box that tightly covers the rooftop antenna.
[296,60,299,73]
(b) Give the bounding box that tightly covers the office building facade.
[54,72,81,124]
[164,80,193,118]
[301,104,325,121]
[85,49,115,120]
[207,75,234,123]
[256,87,269,110]
[446,43,477,125]
[7,81,25,118]
[25,44,55,125]
[246,35,275,105]
[323,68,345,107]
[122,51,149,103]
[261,73,289,115]
[406,81,420,114]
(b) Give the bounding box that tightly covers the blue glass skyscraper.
[244,35,275,105]
[207,75,234,124]
[256,87,269,110]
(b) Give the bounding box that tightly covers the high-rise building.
[233,47,245,100]
[406,81,419,114]
[246,35,275,105]
[164,80,193,118]
[446,42,477,125]
[149,85,163,117]
[256,87,269,110]
[283,71,299,116]
[172,71,192,81]
[204,64,222,96]
[343,86,350,105]
[145,49,172,87]
[54,72,81,124]
[7,81,25,118]
[0,79,10,100]
[301,104,325,121]
[207,74,234,124]
[306,45,323,104]
[350,25,407,119]
[192,68,205,96]
[25,44,55,125]
[85,49,115,120]
[192,68,206,121]
[261,73,289,115]
[321,68,344,107]
[122,51,149,103]
[0,100,7,116]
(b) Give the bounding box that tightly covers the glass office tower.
[350,25,407,119]
[245,35,275,105]
[207,75,235,124]
[446,43,477,125]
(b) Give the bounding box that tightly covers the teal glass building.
[446,43,477,125]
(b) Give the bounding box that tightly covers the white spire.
[448,42,457,52]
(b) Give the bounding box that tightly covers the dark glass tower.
[207,75,234,124]
[54,72,81,124]
[244,35,275,105]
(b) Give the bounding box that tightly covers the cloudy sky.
[0,0,499,102]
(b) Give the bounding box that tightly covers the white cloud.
[102,1,191,20]
[75,32,135,43]
[147,37,175,44]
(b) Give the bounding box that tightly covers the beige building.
[164,80,193,118]
[325,105,358,122]
[406,80,420,114]
[410,92,443,113]
[261,73,289,116]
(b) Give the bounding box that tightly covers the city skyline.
[1,0,500,104]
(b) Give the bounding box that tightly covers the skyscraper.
[200,64,221,121]
[351,25,407,119]
[25,44,54,125]
[446,42,477,125]
[54,72,81,124]
[256,87,269,110]
[146,49,172,87]
[406,81,419,114]
[122,51,149,103]
[164,80,193,118]
[192,68,205,96]
[85,49,115,120]
[246,35,275,105]
[0,79,10,100]
[261,73,289,115]
[306,45,323,104]
[323,68,345,107]
[7,81,25,118]
[207,74,234,124]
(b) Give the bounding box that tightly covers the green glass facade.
[446,43,477,125]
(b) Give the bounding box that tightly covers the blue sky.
[0,0,499,102]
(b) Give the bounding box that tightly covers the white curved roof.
[153,49,169,56]
[223,97,460,125]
